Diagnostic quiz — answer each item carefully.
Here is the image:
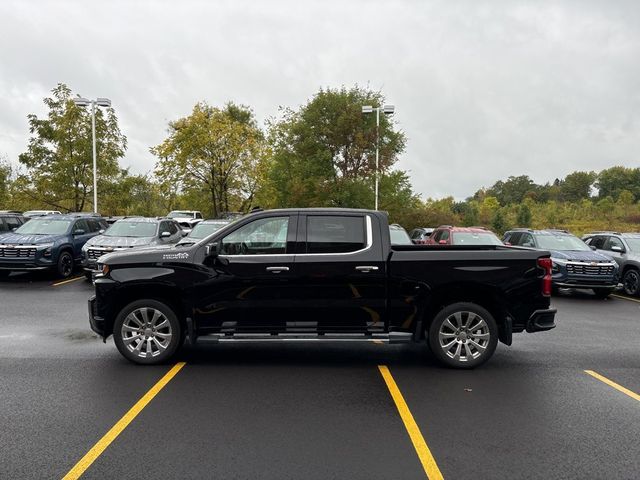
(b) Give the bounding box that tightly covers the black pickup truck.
[89,208,556,368]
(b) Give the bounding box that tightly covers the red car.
[426,225,504,246]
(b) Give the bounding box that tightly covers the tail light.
[537,257,552,297]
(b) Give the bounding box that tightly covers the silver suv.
[583,232,640,296]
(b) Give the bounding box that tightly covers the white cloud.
[0,0,639,199]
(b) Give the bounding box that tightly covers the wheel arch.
[418,283,508,343]
[104,284,187,337]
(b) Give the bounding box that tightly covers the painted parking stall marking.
[51,276,84,287]
[62,362,187,480]
[584,370,640,402]
[378,365,444,480]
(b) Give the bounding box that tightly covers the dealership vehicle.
[167,210,203,232]
[583,231,640,296]
[389,223,413,245]
[409,227,435,244]
[89,208,556,368]
[0,214,107,278]
[177,218,231,246]
[504,229,619,298]
[427,225,503,246]
[0,212,27,233]
[82,217,184,279]
[22,210,62,218]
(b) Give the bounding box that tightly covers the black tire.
[592,289,612,299]
[428,302,498,369]
[113,299,182,365]
[623,269,640,297]
[56,251,74,278]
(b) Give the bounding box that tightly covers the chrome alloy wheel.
[438,311,490,363]
[121,307,173,358]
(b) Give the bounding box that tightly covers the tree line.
[1,83,639,236]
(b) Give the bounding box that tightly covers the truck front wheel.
[428,302,498,369]
[113,299,182,365]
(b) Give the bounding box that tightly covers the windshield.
[536,234,590,251]
[105,221,157,237]
[168,211,192,218]
[624,238,640,252]
[15,219,71,235]
[390,227,412,245]
[452,232,503,246]
[188,222,229,239]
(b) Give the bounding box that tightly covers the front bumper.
[554,280,621,290]
[526,308,557,333]
[88,295,106,340]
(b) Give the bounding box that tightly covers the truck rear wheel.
[428,302,498,369]
[113,299,182,365]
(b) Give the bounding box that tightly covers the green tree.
[152,102,266,217]
[559,171,596,201]
[492,208,509,235]
[0,155,11,206]
[18,83,127,212]
[596,166,640,201]
[487,175,536,205]
[265,86,406,208]
[516,203,532,227]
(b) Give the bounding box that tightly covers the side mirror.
[160,231,171,238]
[98,229,105,234]
[439,239,447,245]
[11,227,17,232]
[504,241,512,246]
[73,229,85,236]
[181,230,189,237]
[590,245,597,251]
[611,245,624,253]
[205,242,219,257]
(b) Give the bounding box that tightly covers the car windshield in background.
[105,221,157,237]
[15,219,71,235]
[168,211,192,218]
[389,227,412,245]
[624,238,640,252]
[188,222,229,239]
[536,234,590,251]
[452,232,503,246]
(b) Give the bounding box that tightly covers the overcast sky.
[1,0,639,200]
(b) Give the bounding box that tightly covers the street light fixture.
[73,96,112,213]
[361,104,395,210]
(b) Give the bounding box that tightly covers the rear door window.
[306,216,366,254]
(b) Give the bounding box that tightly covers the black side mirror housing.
[205,242,219,257]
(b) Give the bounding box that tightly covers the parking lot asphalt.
[1,272,639,479]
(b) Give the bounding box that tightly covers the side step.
[195,331,413,344]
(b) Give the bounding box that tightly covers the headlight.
[97,263,110,275]
[36,242,54,250]
[552,262,560,273]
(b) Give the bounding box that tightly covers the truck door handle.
[266,266,289,273]
[355,266,379,273]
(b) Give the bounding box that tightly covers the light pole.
[73,96,112,213]
[362,104,395,210]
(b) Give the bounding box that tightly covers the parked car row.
[0,210,230,279]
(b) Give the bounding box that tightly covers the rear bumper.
[526,308,557,333]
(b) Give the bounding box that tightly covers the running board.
[194,331,413,344]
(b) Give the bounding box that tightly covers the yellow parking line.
[378,365,444,480]
[62,362,186,480]
[52,276,84,287]
[610,294,640,304]
[584,370,640,402]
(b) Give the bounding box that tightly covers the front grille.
[566,263,615,276]
[0,246,37,258]
[87,248,105,260]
